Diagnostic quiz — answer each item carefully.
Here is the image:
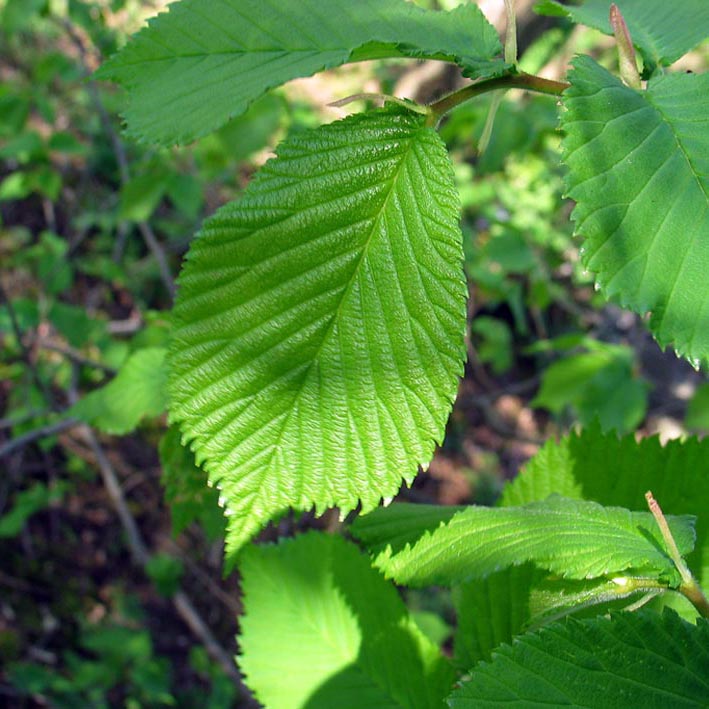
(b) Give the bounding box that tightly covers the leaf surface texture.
[350,496,695,587]
[449,611,709,706]
[97,0,503,144]
[562,57,709,365]
[169,107,467,556]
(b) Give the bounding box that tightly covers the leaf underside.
[502,424,709,588]
[97,0,504,145]
[351,496,695,587]
[169,107,467,558]
[238,532,454,709]
[562,57,709,366]
[449,611,709,707]
[538,0,709,66]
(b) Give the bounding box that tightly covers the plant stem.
[426,72,570,125]
[646,490,709,618]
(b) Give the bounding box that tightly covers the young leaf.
[562,57,709,366]
[501,425,709,588]
[69,347,168,435]
[238,532,455,709]
[97,0,504,145]
[169,107,467,558]
[537,0,709,67]
[351,496,695,587]
[449,611,709,706]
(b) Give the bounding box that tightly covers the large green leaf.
[501,425,709,587]
[537,0,709,67]
[351,496,695,587]
[169,107,467,558]
[69,347,168,435]
[562,57,709,365]
[97,0,504,145]
[238,532,455,709]
[449,610,709,706]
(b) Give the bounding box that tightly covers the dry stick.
[0,418,81,459]
[74,421,255,700]
[61,19,176,301]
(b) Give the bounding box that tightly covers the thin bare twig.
[60,19,176,300]
[38,339,116,374]
[0,418,80,459]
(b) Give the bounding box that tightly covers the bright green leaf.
[562,57,709,366]
[501,425,709,588]
[169,107,467,558]
[351,496,695,587]
[238,532,455,709]
[449,611,709,706]
[69,348,168,435]
[537,0,709,67]
[96,0,504,145]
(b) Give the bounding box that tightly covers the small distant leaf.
[562,57,709,366]
[119,172,168,222]
[238,532,455,709]
[96,0,504,145]
[169,107,467,557]
[351,496,695,587]
[0,483,66,538]
[145,553,184,597]
[449,611,709,706]
[501,425,709,588]
[537,0,709,67]
[532,343,647,433]
[158,425,225,540]
[69,348,167,435]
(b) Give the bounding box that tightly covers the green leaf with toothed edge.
[561,57,709,367]
[168,106,467,560]
[449,610,709,707]
[501,424,709,589]
[96,0,505,146]
[350,496,695,587]
[536,0,709,67]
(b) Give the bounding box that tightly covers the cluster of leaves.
[3,0,709,706]
[90,0,709,705]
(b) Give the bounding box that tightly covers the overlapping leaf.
[169,107,467,557]
[69,347,168,434]
[238,532,455,709]
[449,611,709,706]
[350,496,695,587]
[537,0,709,67]
[97,0,504,145]
[502,424,709,586]
[562,57,709,365]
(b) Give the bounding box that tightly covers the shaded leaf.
[562,57,709,366]
[449,611,709,706]
[238,532,455,709]
[537,0,709,67]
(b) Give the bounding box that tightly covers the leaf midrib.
[258,121,427,505]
